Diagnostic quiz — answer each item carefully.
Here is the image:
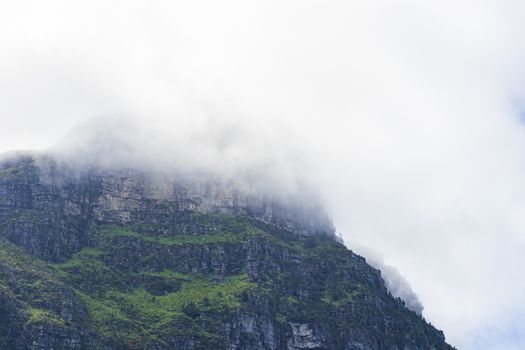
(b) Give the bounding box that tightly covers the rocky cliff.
[0,153,455,349]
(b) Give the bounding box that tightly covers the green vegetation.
[0,156,455,349]
[47,223,259,345]
[75,291,143,342]
[0,158,35,180]
[180,213,253,234]
[0,238,55,280]
[275,313,287,324]
[0,209,449,349]
[0,238,69,337]
[100,227,145,239]
[321,281,366,307]
[156,233,242,245]
[76,247,103,257]
[140,269,191,280]
[322,289,362,307]
[100,226,247,246]
[60,247,104,262]
[26,307,65,327]
[74,274,255,343]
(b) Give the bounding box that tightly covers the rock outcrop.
[0,153,455,349]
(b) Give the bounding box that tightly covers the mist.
[3,0,525,348]
[50,114,315,200]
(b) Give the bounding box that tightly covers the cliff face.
[0,154,454,350]
[0,154,334,263]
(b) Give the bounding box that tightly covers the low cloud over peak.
[2,1,525,348]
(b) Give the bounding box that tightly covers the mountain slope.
[0,154,454,349]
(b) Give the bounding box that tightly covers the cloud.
[358,245,424,315]
[51,114,313,198]
[2,0,525,348]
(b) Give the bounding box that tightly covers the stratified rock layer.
[0,154,455,349]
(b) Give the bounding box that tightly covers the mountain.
[0,153,454,349]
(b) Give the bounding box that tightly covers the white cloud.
[1,1,525,348]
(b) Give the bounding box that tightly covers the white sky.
[2,1,525,348]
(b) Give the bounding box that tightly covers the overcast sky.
[2,1,525,348]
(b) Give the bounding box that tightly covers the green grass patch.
[77,273,255,341]
[73,247,103,258]
[322,282,365,307]
[76,290,144,342]
[140,269,192,281]
[275,313,287,324]
[26,307,65,327]
[73,273,254,344]
[54,256,107,270]
[158,274,255,312]
[100,226,247,246]
[156,232,242,245]
[286,296,300,305]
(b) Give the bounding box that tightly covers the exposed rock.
[0,153,455,349]
[288,322,325,349]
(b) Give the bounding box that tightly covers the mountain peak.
[0,152,454,349]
